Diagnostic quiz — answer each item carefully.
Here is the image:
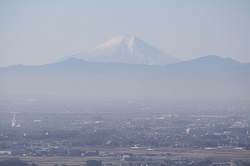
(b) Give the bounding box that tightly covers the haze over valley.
[1,35,249,101]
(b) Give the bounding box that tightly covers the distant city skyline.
[0,0,250,67]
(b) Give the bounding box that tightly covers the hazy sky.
[0,0,250,67]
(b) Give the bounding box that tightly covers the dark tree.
[0,158,30,166]
[195,159,212,166]
[86,160,102,166]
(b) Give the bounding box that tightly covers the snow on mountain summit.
[91,35,136,50]
[66,35,181,65]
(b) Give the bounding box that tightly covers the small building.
[122,155,130,161]
[0,150,11,155]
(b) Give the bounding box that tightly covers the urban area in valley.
[0,100,250,166]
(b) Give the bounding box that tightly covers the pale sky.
[0,0,250,67]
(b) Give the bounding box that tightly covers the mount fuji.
[62,35,181,65]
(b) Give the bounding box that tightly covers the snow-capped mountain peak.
[65,35,181,65]
[92,35,136,50]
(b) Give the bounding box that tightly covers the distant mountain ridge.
[61,35,181,65]
[0,55,249,101]
[2,55,249,74]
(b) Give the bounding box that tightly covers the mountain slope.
[165,55,250,75]
[63,35,180,65]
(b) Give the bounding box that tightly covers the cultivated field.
[1,147,250,166]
